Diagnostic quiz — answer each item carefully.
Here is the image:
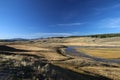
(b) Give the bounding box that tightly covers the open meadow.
[0,37,120,80]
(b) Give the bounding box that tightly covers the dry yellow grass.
[0,37,120,80]
[62,37,120,46]
[76,48,120,59]
[6,44,68,61]
[7,44,51,51]
[80,67,120,80]
[54,63,120,80]
[38,52,67,61]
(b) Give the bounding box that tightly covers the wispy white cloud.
[99,18,120,28]
[19,32,80,39]
[58,23,82,26]
[95,3,120,11]
[51,22,83,27]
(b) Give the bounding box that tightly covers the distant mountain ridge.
[0,38,29,42]
[9,38,28,41]
[0,33,120,41]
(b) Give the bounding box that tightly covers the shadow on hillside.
[0,53,112,80]
[0,61,112,80]
[0,51,43,59]
[0,45,113,80]
[48,64,112,80]
[0,45,28,52]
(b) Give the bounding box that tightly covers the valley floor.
[0,37,120,80]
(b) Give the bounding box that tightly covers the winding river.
[65,46,120,64]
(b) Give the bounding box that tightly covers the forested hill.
[68,33,120,38]
[87,33,120,38]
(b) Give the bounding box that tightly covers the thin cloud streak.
[98,18,120,28]
[58,23,82,26]
[51,22,83,27]
[20,32,80,39]
[95,3,120,11]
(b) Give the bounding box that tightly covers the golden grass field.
[0,37,120,80]
[75,48,120,59]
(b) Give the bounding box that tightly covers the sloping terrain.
[0,37,120,80]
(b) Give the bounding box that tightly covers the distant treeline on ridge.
[68,33,120,38]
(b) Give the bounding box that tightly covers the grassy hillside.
[0,35,120,80]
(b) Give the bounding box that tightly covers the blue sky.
[0,0,120,39]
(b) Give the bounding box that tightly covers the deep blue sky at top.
[0,0,120,38]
